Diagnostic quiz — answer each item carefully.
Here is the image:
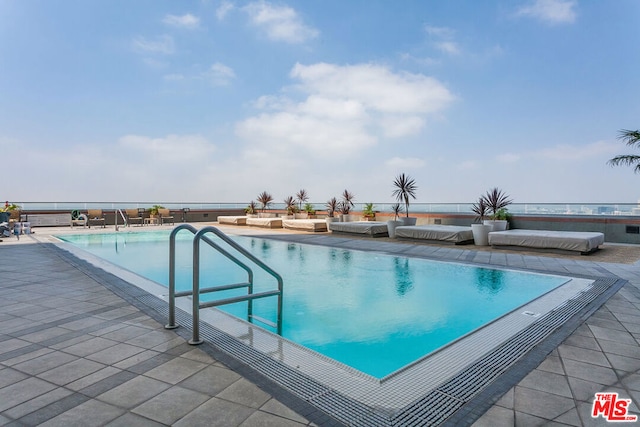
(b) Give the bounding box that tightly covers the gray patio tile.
[3,387,72,420]
[471,406,514,427]
[599,341,640,359]
[85,343,146,365]
[622,322,640,334]
[172,396,254,427]
[0,377,58,412]
[125,329,178,349]
[12,351,78,375]
[131,386,210,425]
[518,369,572,398]
[260,398,311,424]
[112,349,161,370]
[562,334,601,351]
[589,325,638,345]
[622,373,640,391]
[178,365,242,395]
[104,412,166,427]
[552,408,582,426]
[536,355,566,375]
[65,366,122,391]
[567,376,606,402]
[0,367,29,388]
[558,344,611,367]
[37,398,125,427]
[58,316,108,331]
[144,357,209,385]
[240,410,308,426]
[12,392,90,426]
[514,410,551,426]
[49,334,94,350]
[217,378,271,409]
[495,387,514,409]
[0,338,31,355]
[37,358,105,386]
[60,336,119,357]
[97,376,171,409]
[18,327,71,343]
[179,348,217,364]
[99,325,150,342]
[563,359,619,386]
[607,354,640,373]
[150,336,188,353]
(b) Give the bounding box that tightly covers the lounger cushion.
[395,225,474,244]
[282,219,327,232]
[246,217,283,228]
[488,229,604,253]
[218,216,247,225]
[328,221,389,236]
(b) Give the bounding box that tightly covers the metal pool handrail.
[164,225,284,344]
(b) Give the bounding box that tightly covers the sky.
[1,0,639,205]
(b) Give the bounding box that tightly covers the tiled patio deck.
[1,225,639,426]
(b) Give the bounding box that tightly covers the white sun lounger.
[488,229,605,254]
[246,217,283,229]
[217,216,247,225]
[282,219,328,232]
[395,225,474,245]
[328,221,389,237]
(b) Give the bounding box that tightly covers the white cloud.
[236,62,453,161]
[163,13,200,29]
[434,41,460,56]
[385,157,425,170]
[118,134,215,163]
[535,140,617,160]
[497,153,521,163]
[243,1,318,44]
[204,62,236,86]
[424,25,455,39]
[516,0,577,24]
[216,1,234,20]
[132,35,175,54]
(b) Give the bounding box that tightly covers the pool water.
[59,231,568,378]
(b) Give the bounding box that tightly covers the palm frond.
[618,129,640,147]
[608,155,640,173]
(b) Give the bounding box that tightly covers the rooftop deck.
[1,224,639,425]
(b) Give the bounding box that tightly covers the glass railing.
[9,202,640,216]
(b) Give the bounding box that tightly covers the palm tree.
[480,187,512,219]
[340,189,355,214]
[256,191,273,213]
[295,189,309,211]
[283,195,297,215]
[392,173,417,217]
[326,197,338,217]
[608,129,640,172]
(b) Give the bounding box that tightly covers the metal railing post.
[190,232,204,345]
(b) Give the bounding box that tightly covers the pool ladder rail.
[165,224,284,344]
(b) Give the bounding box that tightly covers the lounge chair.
[218,216,248,225]
[87,209,106,228]
[246,217,283,228]
[158,208,174,225]
[488,229,605,255]
[395,225,474,245]
[328,221,389,237]
[125,209,144,226]
[282,219,328,232]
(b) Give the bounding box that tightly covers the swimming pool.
[59,229,575,379]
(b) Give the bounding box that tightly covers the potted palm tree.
[283,196,297,219]
[362,203,376,221]
[387,203,404,238]
[325,197,339,226]
[257,191,273,217]
[303,203,316,218]
[481,187,512,231]
[148,205,164,219]
[244,201,258,217]
[339,189,355,222]
[470,197,492,245]
[392,173,418,225]
[296,189,309,212]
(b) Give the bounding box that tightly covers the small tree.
[326,197,338,217]
[340,189,355,214]
[283,196,297,215]
[390,203,403,221]
[471,197,488,223]
[245,200,258,215]
[296,189,309,211]
[257,191,273,213]
[480,188,512,220]
[392,173,417,217]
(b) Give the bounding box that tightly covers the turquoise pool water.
[59,231,568,378]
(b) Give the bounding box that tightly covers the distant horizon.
[2,1,639,203]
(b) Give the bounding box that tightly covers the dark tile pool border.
[48,241,626,426]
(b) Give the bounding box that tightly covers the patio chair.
[87,209,106,228]
[125,209,144,226]
[158,208,174,225]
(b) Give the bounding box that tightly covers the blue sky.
[1,0,639,204]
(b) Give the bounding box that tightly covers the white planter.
[387,220,403,238]
[484,220,507,231]
[472,223,493,246]
[326,217,338,226]
[401,217,417,226]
